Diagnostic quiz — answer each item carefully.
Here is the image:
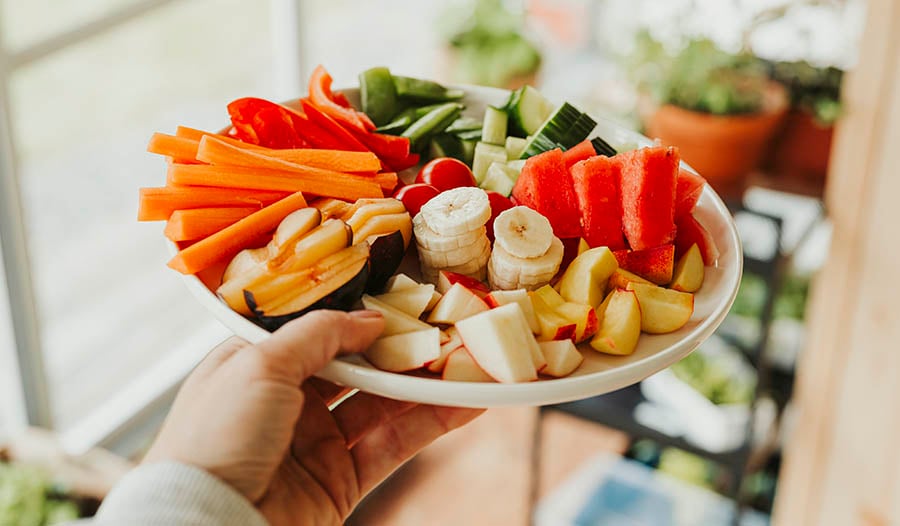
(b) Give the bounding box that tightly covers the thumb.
[254,309,384,385]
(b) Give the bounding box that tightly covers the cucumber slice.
[402,103,462,152]
[394,76,465,102]
[590,136,617,157]
[504,86,554,137]
[472,142,508,183]
[481,106,508,145]
[359,67,399,127]
[505,136,528,160]
[519,102,597,159]
[507,159,526,173]
[480,162,517,197]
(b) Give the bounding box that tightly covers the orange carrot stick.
[147,133,201,162]
[167,191,308,275]
[196,135,381,174]
[176,126,268,150]
[373,172,398,192]
[164,207,259,242]
[166,164,383,201]
[138,186,290,221]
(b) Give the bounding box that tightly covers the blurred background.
[0,0,894,524]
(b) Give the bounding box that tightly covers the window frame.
[0,0,304,457]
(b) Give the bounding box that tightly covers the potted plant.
[765,60,842,182]
[629,33,788,197]
[437,0,543,90]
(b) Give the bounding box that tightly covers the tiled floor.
[347,408,629,526]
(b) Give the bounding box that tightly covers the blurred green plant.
[670,346,756,406]
[439,0,542,88]
[627,31,771,116]
[767,60,843,125]
[0,463,80,526]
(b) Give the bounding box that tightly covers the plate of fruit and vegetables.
[137,65,741,408]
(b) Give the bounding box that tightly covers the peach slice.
[606,267,652,293]
[538,340,584,377]
[557,247,618,307]
[530,292,577,342]
[626,282,694,334]
[670,243,704,293]
[590,289,642,355]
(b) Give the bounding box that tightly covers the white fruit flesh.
[625,282,694,334]
[455,303,539,383]
[375,284,436,318]
[428,327,463,373]
[426,283,489,325]
[365,328,441,372]
[484,289,540,334]
[538,340,584,377]
[556,247,618,308]
[442,348,495,382]
[385,273,418,292]
[417,236,490,267]
[590,289,641,355]
[361,295,433,336]
[413,213,486,251]
[669,244,704,293]
[419,187,491,236]
[492,206,553,258]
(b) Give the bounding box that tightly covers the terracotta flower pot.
[766,109,834,182]
[645,83,788,198]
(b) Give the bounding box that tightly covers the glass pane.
[0,0,145,53]
[0,243,24,439]
[10,0,273,431]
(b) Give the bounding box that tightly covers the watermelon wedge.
[675,214,719,265]
[562,139,597,169]
[569,155,627,251]
[511,149,583,238]
[613,244,675,285]
[675,168,706,219]
[616,146,678,250]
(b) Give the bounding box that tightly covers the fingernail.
[350,309,382,319]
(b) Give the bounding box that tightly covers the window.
[1,0,282,451]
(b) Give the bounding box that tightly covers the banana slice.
[418,236,490,268]
[413,213,487,252]
[420,187,491,236]
[488,237,564,291]
[493,206,554,259]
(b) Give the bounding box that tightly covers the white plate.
[170,85,742,408]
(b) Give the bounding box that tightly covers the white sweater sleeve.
[65,462,268,526]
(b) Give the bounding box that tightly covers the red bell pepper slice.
[308,65,370,132]
[299,99,369,152]
[227,97,306,149]
[283,110,347,150]
[385,153,421,172]
[349,129,411,161]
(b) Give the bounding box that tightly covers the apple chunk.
[442,348,495,382]
[530,293,577,341]
[426,283,489,325]
[606,267,652,293]
[538,340,584,377]
[484,289,540,333]
[626,282,694,334]
[385,273,418,292]
[556,247,618,307]
[366,328,441,372]
[374,283,436,318]
[455,303,539,383]
[361,294,433,336]
[438,270,491,298]
[427,327,464,373]
[590,289,641,355]
[670,243,704,293]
